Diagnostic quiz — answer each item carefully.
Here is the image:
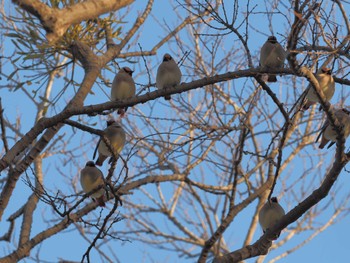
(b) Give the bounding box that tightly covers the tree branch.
[12,0,134,43]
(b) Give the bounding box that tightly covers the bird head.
[86,161,96,167]
[341,108,350,115]
[121,67,134,76]
[267,36,277,44]
[106,119,115,127]
[163,53,173,62]
[321,67,332,75]
[270,197,278,203]
[107,119,122,129]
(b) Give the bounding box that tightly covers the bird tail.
[302,100,314,111]
[95,196,106,207]
[118,108,126,117]
[96,155,107,166]
[319,138,328,149]
[108,156,119,165]
[267,74,277,82]
[263,229,281,240]
[273,231,281,240]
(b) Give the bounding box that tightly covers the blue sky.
[1,1,350,262]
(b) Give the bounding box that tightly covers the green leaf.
[14,82,24,91]
[17,39,29,48]
[5,33,21,38]
[24,54,43,61]
[39,96,51,103]
[7,69,18,81]
[11,39,23,51]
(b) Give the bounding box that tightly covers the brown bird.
[80,161,106,207]
[302,67,335,111]
[259,197,285,239]
[111,67,136,117]
[94,120,126,166]
[156,53,182,100]
[316,108,350,149]
[259,36,286,82]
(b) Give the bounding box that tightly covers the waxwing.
[259,197,285,239]
[94,120,126,166]
[111,67,136,117]
[260,36,286,82]
[156,53,182,100]
[316,108,350,149]
[80,161,106,206]
[302,67,335,110]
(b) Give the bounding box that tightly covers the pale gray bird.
[94,120,126,166]
[259,197,285,239]
[80,161,106,207]
[302,67,335,110]
[316,108,350,149]
[260,36,286,82]
[111,67,136,117]
[156,53,182,100]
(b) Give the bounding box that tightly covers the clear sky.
[1,1,350,263]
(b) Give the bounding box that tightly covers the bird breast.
[156,62,181,89]
[80,169,104,198]
[98,129,126,156]
[157,71,181,89]
[318,74,335,98]
[259,203,285,231]
[111,76,136,101]
[306,75,335,103]
[260,43,285,68]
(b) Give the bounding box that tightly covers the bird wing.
[93,138,101,160]
[327,141,336,149]
[315,120,329,143]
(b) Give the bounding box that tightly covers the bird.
[156,53,182,100]
[80,161,106,207]
[259,197,285,239]
[259,36,286,82]
[316,108,350,149]
[93,120,126,166]
[302,67,335,111]
[111,67,136,117]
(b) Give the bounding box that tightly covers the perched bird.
[111,67,136,117]
[156,53,182,100]
[259,197,285,239]
[302,67,335,111]
[94,120,126,166]
[316,108,350,149]
[80,161,106,207]
[260,36,286,82]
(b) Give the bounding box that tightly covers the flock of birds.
[78,36,350,239]
[258,36,350,238]
[79,53,181,207]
